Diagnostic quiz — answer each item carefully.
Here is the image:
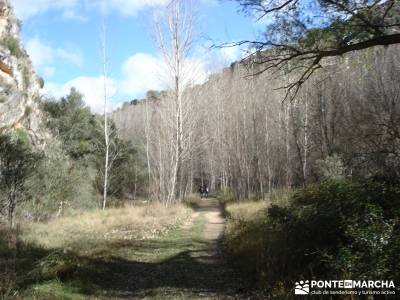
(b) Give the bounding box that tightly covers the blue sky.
[11,0,259,112]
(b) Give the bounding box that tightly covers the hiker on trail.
[199,185,204,198]
[204,185,209,198]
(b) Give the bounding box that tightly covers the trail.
[164,197,252,299]
[95,198,253,299]
[25,198,255,299]
[189,198,226,264]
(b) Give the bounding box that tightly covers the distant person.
[204,185,209,198]
[199,185,204,198]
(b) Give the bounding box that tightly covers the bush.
[12,128,29,145]
[22,144,96,221]
[38,77,45,89]
[24,105,32,117]
[267,187,292,206]
[224,178,400,296]
[316,154,345,180]
[1,35,23,58]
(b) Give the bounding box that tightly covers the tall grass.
[21,203,191,252]
[0,203,192,297]
[223,201,268,282]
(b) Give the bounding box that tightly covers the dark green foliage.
[130,99,139,105]
[13,128,29,145]
[23,145,96,220]
[225,178,400,296]
[42,88,97,160]
[0,134,41,227]
[38,77,45,89]
[24,105,32,117]
[42,88,147,203]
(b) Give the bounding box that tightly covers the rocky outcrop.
[0,0,48,146]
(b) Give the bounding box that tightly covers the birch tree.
[100,9,110,210]
[154,0,198,203]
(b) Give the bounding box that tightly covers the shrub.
[0,134,41,227]
[267,187,292,206]
[12,128,29,145]
[1,35,23,58]
[316,154,345,180]
[22,144,97,221]
[24,105,32,117]
[224,178,400,296]
[38,76,45,89]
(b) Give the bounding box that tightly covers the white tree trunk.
[101,16,109,210]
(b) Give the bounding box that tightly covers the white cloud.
[56,47,83,67]
[120,52,209,97]
[43,67,56,77]
[12,0,79,20]
[220,46,242,62]
[26,37,54,68]
[26,36,83,77]
[44,76,117,113]
[11,0,170,20]
[42,51,209,112]
[119,53,164,95]
[100,0,170,16]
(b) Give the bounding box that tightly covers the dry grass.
[225,201,267,221]
[21,202,192,254]
[223,201,268,285]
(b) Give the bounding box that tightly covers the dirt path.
[24,198,254,299]
[189,198,226,264]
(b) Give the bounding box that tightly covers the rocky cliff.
[0,0,48,146]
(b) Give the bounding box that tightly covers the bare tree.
[100,11,110,210]
[153,0,198,203]
[227,0,400,99]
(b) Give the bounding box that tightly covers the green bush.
[267,187,292,206]
[24,105,32,117]
[224,178,400,296]
[38,77,45,89]
[1,35,23,58]
[12,128,29,145]
[0,134,41,227]
[316,154,345,180]
[22,144,96,221]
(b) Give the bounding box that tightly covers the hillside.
[0,0,46,146]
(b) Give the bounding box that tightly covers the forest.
[1,0,400,299]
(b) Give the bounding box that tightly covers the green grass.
[22,281,90,300]
[1,201,247,299]
[1,204,194,299]
[17,215,207,299]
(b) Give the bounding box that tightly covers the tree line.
[0,88,144,226]
[113,44,400,201]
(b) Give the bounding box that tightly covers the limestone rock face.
[0,0,49,146]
